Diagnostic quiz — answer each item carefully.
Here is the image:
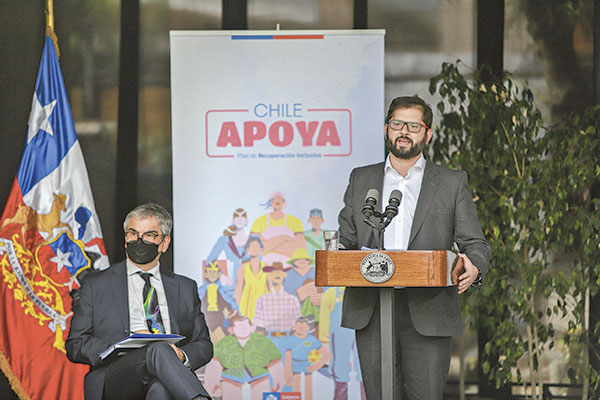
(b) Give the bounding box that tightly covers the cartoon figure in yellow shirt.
[235,235,268,321]
[250,191,306,265]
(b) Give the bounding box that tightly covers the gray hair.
[123,203,173,236]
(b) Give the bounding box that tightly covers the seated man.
[66,203,213,400]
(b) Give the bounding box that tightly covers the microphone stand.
[363,210,396,250]
[363,208,398,400]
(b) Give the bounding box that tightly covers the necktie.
[138,272,165,334]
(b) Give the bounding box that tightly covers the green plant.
[428,61,591,399]
[539,104,600,398]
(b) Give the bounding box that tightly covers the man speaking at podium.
[338,96,491,399]
[66,203,212,400]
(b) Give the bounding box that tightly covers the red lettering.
[295,121,319,146]
[316,121,341,146]
[218,120,342,149]
[268,121,293,147]
[216,122,242,147]
[243,121,266,147]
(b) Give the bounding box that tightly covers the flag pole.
[45,0,60,58]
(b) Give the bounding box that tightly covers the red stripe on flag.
[86,237,108,255]
[272,35,324,40]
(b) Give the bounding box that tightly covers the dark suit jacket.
[66,261,213,400]
[339,160,491,337]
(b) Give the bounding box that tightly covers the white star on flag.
[27,93,57,143]
[50,248,72,273]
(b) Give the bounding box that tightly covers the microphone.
[361,189,379,219]
[384,189,402,221]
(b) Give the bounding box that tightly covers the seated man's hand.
[170,344,186,362]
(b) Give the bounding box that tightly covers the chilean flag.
[0,36,109,400]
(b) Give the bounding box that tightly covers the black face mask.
[126,238,160,265]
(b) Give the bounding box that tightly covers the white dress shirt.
[125,260,193,367]
[382,154,426,250]
[126,260,172,334]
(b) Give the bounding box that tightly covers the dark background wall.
[0,4,45,400]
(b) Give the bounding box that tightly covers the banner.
[0,36,109,400]
[171,30,384,399]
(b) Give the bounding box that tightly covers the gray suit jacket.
[339,160,491,337]
[65,261,213,400]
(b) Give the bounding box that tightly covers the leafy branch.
[429,61,600,399]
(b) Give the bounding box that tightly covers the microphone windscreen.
[365,189,379,202]
[389,189,402,203]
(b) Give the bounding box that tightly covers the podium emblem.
[360,252,395,283]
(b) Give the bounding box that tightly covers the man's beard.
[385,132,427,160]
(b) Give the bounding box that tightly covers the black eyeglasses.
[388,119,427,133]
[124,229,163,243]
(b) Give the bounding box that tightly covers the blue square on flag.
[46,231,91,276]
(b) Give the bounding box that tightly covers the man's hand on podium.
[452,253,480,294]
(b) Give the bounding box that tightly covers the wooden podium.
[315,249,458,287]
[315,249,459,400]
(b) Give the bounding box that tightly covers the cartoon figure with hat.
[284,248,323,324]
[304,208,326,259]
[253,262,301,358]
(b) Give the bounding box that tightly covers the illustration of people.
[204,312,285,399]
[284,248,322,323]
[253,262,301,358]
[235,235,268,321]
[319,287,366,400]
[250,191,305,265]
[285,316,330,400]
[304,208,325,259]
[197,261,239,340]
[205,208,249,286]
